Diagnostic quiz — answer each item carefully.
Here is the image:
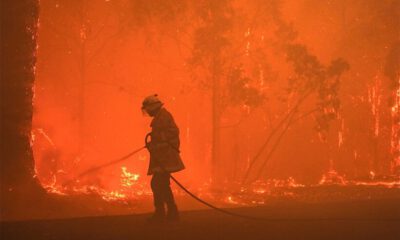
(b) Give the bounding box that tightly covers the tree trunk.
[78,42,87,154]
[211,67,222,184]
[1,0,44,219]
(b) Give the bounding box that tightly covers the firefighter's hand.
[145,142,154,151]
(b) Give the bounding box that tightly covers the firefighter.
[142,94,185,223]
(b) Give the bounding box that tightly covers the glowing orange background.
[33,0,399,196]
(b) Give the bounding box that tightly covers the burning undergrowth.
[221,174,400,207]
[32,127,400,216]
[37,165,400,212]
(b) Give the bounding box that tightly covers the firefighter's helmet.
[141,94,163,115]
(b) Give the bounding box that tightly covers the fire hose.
[62,134,276,220]
[62,146,147,187]
[63,140,400,221]
[63,145,278,220]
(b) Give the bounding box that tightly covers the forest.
[1,0,399,228]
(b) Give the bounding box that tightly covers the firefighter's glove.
[145,142,154,151]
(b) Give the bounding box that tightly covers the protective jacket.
[146,107,185,175]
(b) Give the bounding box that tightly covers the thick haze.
[33,0,399,193]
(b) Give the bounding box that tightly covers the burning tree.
[336,0,400,176]
[188,0,267,184]
[242,43,349,183]
[384,41,400,174]
[191,0,352,184]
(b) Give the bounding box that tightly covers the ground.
[2,199,400,240]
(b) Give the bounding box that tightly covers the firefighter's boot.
[147,206,165,223]
[166,203,179,222]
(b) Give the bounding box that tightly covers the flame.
[318,169,347,185]
[102,191,126,201]
[225,195,239,204]
[391,77,400,172]
[121,166,140,187]
[37,128,56,147]
[338,117,345,148]
[368,76,382,137]
[40,166,149,202]
[369,171,375,180]
[250,177,305,195]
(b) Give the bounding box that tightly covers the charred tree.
[0,0,45,218]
